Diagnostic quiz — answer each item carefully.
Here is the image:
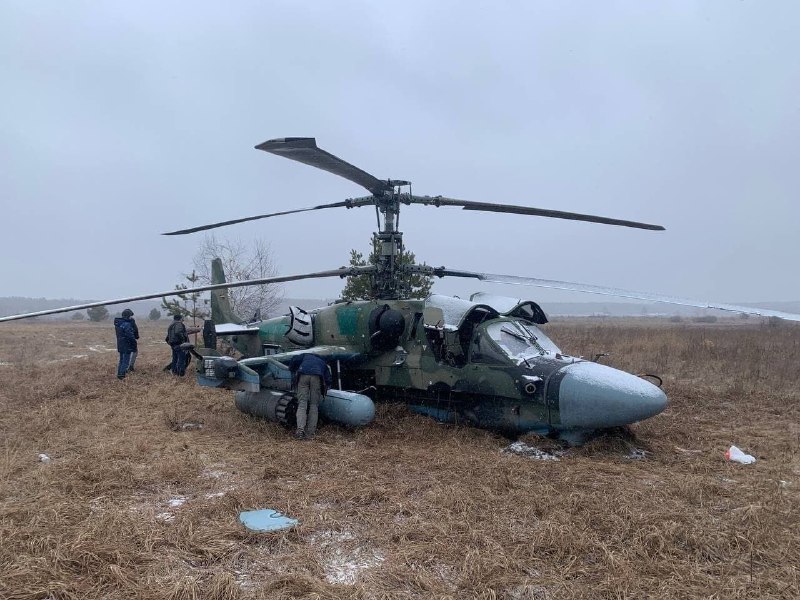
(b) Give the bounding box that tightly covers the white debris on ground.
[0,361,13,366]
[38,453,51,463]
[503,441,564,461]
[725,445,756,464]
[307,530,385,585]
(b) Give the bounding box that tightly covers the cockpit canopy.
[469,292,548,324]
[425,294,560,367]
[425,294,499,331]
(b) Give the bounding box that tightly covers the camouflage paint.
[205,295,667,436]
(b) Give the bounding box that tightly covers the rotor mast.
[372,180,411,300]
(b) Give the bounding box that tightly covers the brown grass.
[1,319,798,599]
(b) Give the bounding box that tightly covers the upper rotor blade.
[405,195,665,231]
[0,266,376,323]
[162,198,373,235]
[256,137,391,196]
[437,268,800,321]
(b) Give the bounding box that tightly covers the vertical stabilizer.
[211,258,242,324]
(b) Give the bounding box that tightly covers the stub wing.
[239,345,361,369]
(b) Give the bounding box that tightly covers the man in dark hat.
[166,314,189,375]
[114,308,137,380]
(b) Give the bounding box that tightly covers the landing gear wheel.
[274,393,298,429]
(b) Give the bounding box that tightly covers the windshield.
[484,320,561,362]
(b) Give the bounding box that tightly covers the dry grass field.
[0,318,798,599]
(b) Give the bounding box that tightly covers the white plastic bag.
[725,445,756,464]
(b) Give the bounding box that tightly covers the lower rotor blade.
[0,266,376,323]
[405,195,665,231]
[162,198,373,235]
[256,137,392,196]
[437,268,800,321]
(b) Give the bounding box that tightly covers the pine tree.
[148,308,162,321]
[340,237,433,301]
[161,271,209,323]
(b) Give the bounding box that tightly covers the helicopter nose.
[556,362,667,428]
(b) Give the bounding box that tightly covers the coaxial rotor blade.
[404,195,664,231]
[162,197,375,235]
[436,268,800,321]
[0,266,376,323]
[256,137,392,196]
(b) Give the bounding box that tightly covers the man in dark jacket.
[122,309,140,373]
[286,353,332,440]
[114,308,137,380]
[166,314,189,376]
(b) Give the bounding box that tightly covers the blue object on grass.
[239,509,298,532]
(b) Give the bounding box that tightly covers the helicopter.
[3,137,800,443]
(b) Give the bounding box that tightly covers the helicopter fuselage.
[206,295,667,439]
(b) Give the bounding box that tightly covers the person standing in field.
[123,309,140,373]
[114,308,137,380]
[166,314,189,376]
[285,353,331,440]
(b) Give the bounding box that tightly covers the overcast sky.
[1,1,798,308]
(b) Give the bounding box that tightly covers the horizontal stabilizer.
[215,323,261,336]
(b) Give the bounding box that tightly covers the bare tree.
[192,235,284,319]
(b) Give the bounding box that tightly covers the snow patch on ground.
[503,441,564,461]
[307,530,385,585]
[175,421,204,431]
[88,345,115,353]
[625,448,650,460]
[202,464,229,479]
[0,361,13,366]
[203,469,227,479]
[127,492,193,523]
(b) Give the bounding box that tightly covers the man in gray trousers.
[286,353,331,440]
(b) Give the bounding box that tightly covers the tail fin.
[211,258,242,324]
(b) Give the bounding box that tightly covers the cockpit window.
[483,320,561,363]
[470,329,508,364]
